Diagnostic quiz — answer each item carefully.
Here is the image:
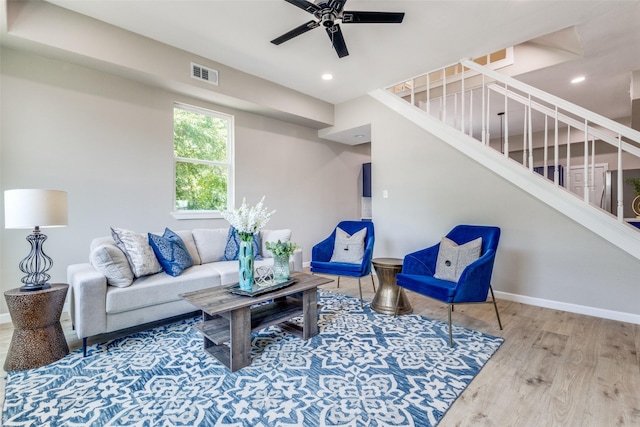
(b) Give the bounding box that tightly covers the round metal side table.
[4,283,70,371]
[370,258,412,315]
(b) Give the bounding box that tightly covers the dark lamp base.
[20,283,52,292]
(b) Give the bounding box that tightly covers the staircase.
[370,59,640,261]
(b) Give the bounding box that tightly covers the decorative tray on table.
[228,278,297,297]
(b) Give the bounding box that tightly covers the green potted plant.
[265,240,300,281]
[625,177,640,217]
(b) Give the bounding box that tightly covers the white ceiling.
[37,0,640,123]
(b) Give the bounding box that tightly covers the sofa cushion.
[192,228,229,263]
[434,237,482,282]
[260,229,292,258]
[330,227,366,264]
[148,228,194,277]
[111,227,163,278]
[90,244,134,288]
[105,264,222,314]
[221,227,262,261]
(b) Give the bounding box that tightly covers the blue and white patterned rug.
[2,289,503,426]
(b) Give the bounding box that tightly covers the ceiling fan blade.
[326,24,349,58]
[283,0,322,14]
[342,11,405,24]
[329,0,347,13]
[271,20,320,45]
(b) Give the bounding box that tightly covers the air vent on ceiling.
[191,62,218,86]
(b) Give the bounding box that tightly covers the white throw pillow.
[111,227,163,278]
[192,228,229,264]
[90,244,134,287]
[330,227,366,264]
[434,237,482,282]
[261,229,292,258]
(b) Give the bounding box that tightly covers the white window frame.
[171,102,235,220]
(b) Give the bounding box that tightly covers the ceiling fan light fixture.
[321,12,336,27]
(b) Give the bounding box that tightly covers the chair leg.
[358,277,364,309]
[337,276,340,288]
[447,304,454,348]
[370,272,376,292]
[489,285,503,330]
[83,337,88,357]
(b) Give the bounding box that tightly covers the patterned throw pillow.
[111,227,163,278]
[148,228,195,277]
[330,227,366,264]
[434,237,482,282]
[221,227,262,261]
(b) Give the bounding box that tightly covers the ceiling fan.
[271,0,405,58]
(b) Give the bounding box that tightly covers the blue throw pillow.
[222,227,262,261]
[148,228,194,277]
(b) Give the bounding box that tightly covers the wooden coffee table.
[180,272,332,372]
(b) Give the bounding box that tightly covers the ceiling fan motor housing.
[319,10,337,27]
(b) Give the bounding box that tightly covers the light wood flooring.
[1,274,639,426]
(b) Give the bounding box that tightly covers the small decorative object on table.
[266,239,300,281]
[625,177,640,217]
[221,196,274,290]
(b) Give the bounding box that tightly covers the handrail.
[386,59,640,224]
[488,84,640,158]
[461,59,640,143]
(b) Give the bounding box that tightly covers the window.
[172,103,234,219]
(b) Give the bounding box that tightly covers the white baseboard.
[494,290,640,325]
[0,312,10,324]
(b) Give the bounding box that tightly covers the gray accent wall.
[333,95,640,318]
[0,47,370,315]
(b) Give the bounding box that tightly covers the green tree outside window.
[174,104,233,212]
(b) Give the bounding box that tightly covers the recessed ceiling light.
[354,134,365,138]
[322,73,333,81]
[571,76,586,84]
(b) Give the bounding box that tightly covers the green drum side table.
[4,283,70,371]
[371,258,412,315]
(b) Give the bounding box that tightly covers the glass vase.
[273,255,290,281]
[238,239,254,290]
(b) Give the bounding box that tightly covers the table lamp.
[4,189,68,291]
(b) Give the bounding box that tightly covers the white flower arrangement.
[221,196,275,241]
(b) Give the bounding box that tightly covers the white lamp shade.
[4,189,68,229]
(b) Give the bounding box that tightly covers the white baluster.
[554,107,559,186]
[566,126,571,190]
[617,134,624,220]
[504,85,509,158]
[461,64,465,133]
[523,106,527,166]
[583,119,589,202]
[528,95,534,171]
[544,115,548,179]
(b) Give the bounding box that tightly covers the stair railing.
[387,59,640,222]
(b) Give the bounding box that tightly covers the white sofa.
[67,228,301,356]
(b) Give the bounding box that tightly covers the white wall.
[334,95,640,319]
[0,47,370,315]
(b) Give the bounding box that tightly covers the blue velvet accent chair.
[310,221,376,308]
[395,225,503,347]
